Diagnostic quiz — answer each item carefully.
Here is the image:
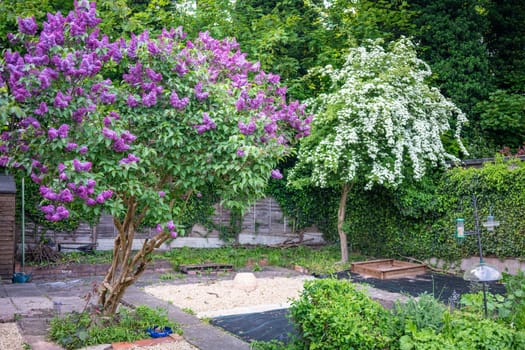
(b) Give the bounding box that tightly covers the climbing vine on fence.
[268,156,525,262]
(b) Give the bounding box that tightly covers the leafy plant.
[460,290,505,319]
[392,293,448,335]
[289,279,394,349]
[49,306,181,350]
[159,273,175,281]
[498,271,525,329]
[181,307,195,315]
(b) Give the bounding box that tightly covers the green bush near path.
[49,305,181,350]
[254,278,525,350]
[290,279,395,349]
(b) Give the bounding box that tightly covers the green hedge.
[354,157,525,261]
[270,156,525,262]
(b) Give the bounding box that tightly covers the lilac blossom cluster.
[156,220,178,238]
[119,153,140,165]
[0,2,123,220]
[102,127,137,152]
[194,113,216,134]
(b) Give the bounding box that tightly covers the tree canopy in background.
[3,0,521,152]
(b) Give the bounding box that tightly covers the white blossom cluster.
[291,38,467,189]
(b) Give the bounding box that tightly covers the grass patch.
[163,244,366,275]
[31,244,366,275]
[49,305,181,350]
[26,250,114,266]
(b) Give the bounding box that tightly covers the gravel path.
[0,323,25,350]
[144,275,314,318]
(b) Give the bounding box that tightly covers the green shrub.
[392,293,448,335]
[452,317,524,349]
[286,279,525,350]
[289,279,394,350]
[460,290,505,319]
[49,306,181,350]
[399,309,525,350]
[498,271,525,329]
[459,273,525,329]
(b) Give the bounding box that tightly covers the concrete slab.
[0,297,18,322]
[17,317,51,336]
[12,297,53,317]
[23,335,65,350]
[4,283,42,297]
[360,285,410,309]
[49,296,86,314]
[183,323,249,350]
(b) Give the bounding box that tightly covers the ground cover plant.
[27,244,365,275]
[49,305,181,350]
[0,1,310,314]
[163,244,366,274]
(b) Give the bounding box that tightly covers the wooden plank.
[179,263,234,275]
[351,259,426,279]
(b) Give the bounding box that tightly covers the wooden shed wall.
[0,193,16,280]
[18,196,296,246]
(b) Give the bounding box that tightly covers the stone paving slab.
[49,296,86,314]
[0,297,18,322]
[23,335,65,350]
[4,283,42,297]
[17,317,51,336]
[12,297,54,316]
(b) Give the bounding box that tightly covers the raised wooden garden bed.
[179,263,234,275]
[351,259,426,279]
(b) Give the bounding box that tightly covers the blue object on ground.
[146,326,173,338]
[12,272,32,283]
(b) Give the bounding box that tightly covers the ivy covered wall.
[269,157,525,262]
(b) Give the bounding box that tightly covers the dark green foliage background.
[268,157,525,263]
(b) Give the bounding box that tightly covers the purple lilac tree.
[0,1,311,314]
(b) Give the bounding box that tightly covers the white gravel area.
[144,275,313,318]
[0,323,26,350]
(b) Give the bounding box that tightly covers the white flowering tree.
[290,38,467,262]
